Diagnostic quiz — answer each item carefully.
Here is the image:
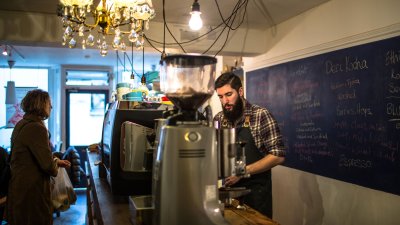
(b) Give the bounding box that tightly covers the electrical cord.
[162,0,166,56]
[215,0,248,31]
[115,0,253,83]
[204,0,246,55]
[144,0,250,56]
[161,0,186,53]
[146,23,223,46]
[144,34,163,53]
[213,0,249,56]
[165,22,187,53]
[148,0,248,47]
[201,22,229,55]
[117,50,141,79]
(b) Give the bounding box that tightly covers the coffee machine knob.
[185,132,200,142]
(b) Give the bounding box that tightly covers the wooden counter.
[86,151,279,225]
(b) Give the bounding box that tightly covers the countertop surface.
[87,151,280,225]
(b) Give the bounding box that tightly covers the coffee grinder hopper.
[160,54,217,114]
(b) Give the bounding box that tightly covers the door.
[66,89,109,149]
[65,89,109,187]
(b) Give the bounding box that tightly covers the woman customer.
[6,89,71,225]
[0,146,8,224]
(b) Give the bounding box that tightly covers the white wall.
[243,0,400,225]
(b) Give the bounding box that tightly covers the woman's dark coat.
[7,114,58,225]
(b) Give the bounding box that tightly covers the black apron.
[232,124,273,218]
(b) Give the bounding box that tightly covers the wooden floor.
[53,188,87,225]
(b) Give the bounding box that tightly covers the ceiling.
[0,0,329,69]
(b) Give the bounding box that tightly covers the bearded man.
[213,72,285,218]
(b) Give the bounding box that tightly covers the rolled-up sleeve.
[255,109,286,157]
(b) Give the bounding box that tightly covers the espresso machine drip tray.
[219,187,251,206]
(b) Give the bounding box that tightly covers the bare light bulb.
[189,0,203,31]
[189,11,203,31]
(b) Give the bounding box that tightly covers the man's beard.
[223,97,244,123]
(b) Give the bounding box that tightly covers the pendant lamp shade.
[5,81,17,104]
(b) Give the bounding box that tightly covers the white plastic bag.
[51,167,77,211]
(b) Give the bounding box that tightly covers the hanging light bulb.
[189,0,203,31]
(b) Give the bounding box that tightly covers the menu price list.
[246,35,400,195]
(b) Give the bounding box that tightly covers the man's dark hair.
[215,72,242,92]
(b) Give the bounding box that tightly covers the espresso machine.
[100,101,164,195]
[152,55,248,225]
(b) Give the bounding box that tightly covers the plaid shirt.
[214,99,285,157]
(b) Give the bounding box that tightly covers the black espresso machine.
[100,100,165,195]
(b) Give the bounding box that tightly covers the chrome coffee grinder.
[153,54,229,225]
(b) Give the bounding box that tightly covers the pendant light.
[138,45,149,99]
[189,0,203,31]
[5,60,17,105]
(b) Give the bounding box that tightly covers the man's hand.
[224,175,241,186]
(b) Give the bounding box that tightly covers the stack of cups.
[116,83,131,101]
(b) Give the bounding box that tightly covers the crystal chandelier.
[58,0,155,56]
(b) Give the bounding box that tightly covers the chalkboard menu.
[246,36,400,195]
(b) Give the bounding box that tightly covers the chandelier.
[58,0,155,56]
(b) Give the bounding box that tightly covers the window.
[66,70,109,86]
[0,67,48,149]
